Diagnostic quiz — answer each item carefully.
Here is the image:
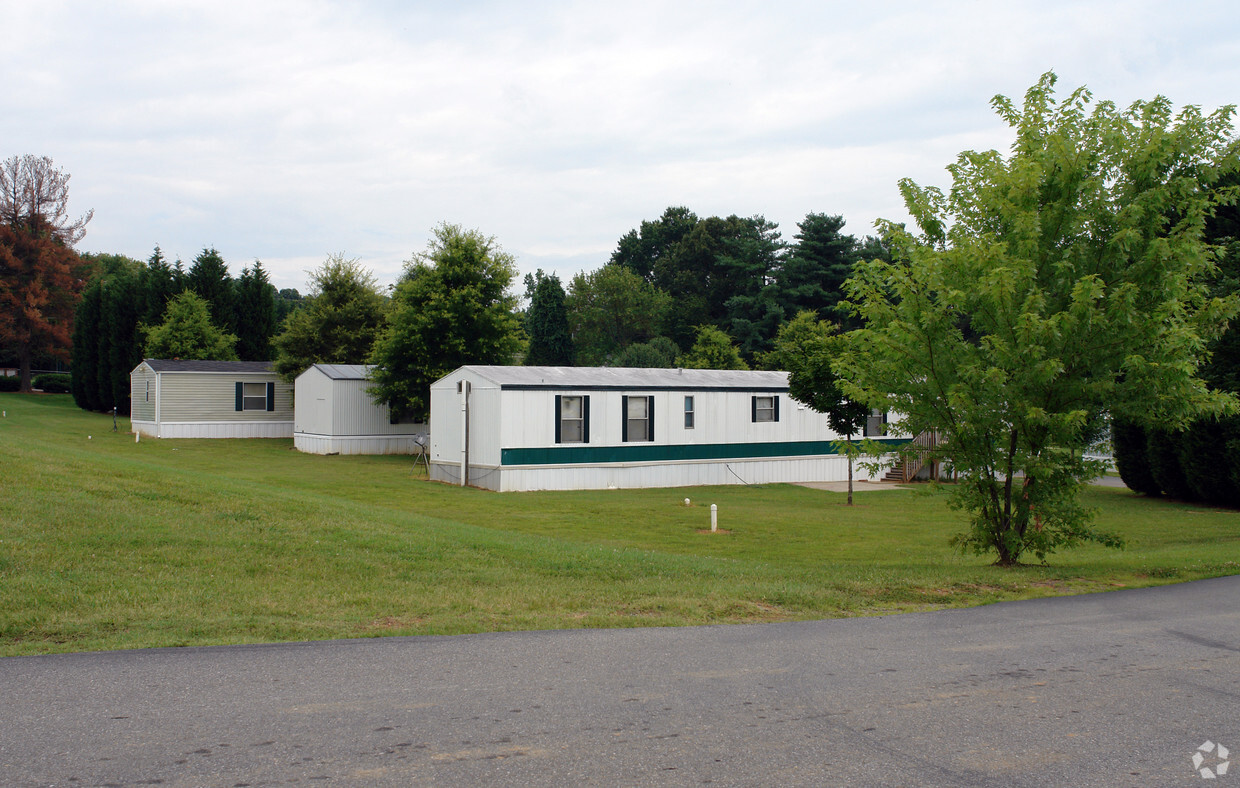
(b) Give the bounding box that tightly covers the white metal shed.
[293,364,427,455]
[428,365,904,491]
[129,359,293,439]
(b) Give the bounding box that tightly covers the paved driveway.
[2,576,1237,786]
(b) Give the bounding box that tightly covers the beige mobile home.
[129,360,293,439]
[428,365,904,491]
[293,364,427,455]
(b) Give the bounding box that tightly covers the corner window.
[684,396,695,429]
[556,395,589,443]
[752,395,779,423]
[623,395,654,442]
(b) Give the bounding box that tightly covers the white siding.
[129,365,156,422]
[158,373,292,423]
[151,421,294,439]
[293,367,335,436]
[295,366,429,455]
[428,455,878,492]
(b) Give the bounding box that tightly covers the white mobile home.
[428,365,903,492]
[294,364,427,455]
[129,360,293,439]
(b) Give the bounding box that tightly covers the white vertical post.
[710,504,718,532]
[458,380,468,486]
[135,432,140,443]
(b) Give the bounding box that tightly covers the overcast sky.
[4,1,1238,292]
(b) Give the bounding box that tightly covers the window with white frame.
[241,382,268,411]
[556,395,588,443]
[752,395,778,423]
[684,395,695,429]
[623,395,654,442]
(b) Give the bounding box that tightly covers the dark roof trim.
[501,384,789,393]
[143,359,276,374]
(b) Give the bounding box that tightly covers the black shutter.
[621,396,629,442]
[751,396,757,423]
[773,395,779,422]
[583,395,590,443]
[266,381,275,412]
[235,382,243,411]
[555,395,562,444]
[647,395,654,441]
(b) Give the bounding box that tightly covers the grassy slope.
[1,392,1238,656]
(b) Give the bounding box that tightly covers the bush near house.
[32,373,71,393]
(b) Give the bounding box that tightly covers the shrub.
[32,373,72,394]
[1147,428,1197,501]
[1112,419,1161,496]
[1180,416,1240,508]
[0,376,19,392]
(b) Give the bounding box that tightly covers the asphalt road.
[2,576,1238,787]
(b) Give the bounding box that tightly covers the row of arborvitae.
[1113,418,1240,508]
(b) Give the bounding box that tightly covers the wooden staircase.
[883,430,940,483]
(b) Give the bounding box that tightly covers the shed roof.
[142,359,276,374]
[309,363,374,380]
[451,365,789,391]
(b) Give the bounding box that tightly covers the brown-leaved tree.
[0,155,93,391]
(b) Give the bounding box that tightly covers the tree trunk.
[846,433,854,506]
[18,346,32,393]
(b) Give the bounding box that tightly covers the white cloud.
[2,0,1238,290]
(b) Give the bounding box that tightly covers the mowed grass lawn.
[2,393,1239,656]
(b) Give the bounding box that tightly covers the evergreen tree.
[523,270,574,366]
[775,213,859,325]
[139,245,182,327]
[70,278,102,411]
[235,260,277,361]
[186,247,235,335]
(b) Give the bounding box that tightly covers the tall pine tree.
[524,270,574,366]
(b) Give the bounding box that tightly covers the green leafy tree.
[523,269,574,366]
[566,264,670,365]
[612,336,681,368]
[677,325,748,370]
[143,290,238,360]
[370,224,525,420]
[768,312,870,503]
[234,260,277,361]
[186,247,235,335]
[839,72,1239,565]
[271,254,387,381]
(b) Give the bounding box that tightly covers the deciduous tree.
[271,254,387,381]
[0,155,92,391]
[566,264,670,365]
[370,224,524,420]
[677,325,748,370]
[840,72,1239,565]
[143,291,238,360]
[768,311,869,503]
